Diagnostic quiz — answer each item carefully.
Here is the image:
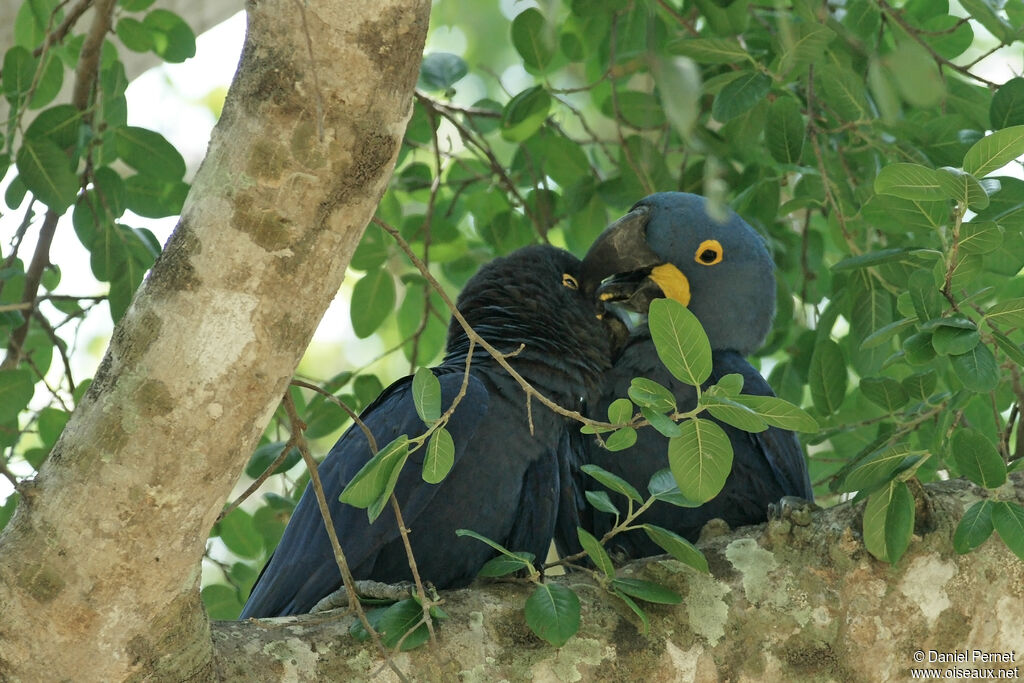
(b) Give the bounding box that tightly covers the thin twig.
[280,392,409,683]
[373,217,618,432]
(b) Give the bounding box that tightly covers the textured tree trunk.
[214,477,1024,682]
[0,0,429,679]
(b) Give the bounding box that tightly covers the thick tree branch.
[210,476,1024,681]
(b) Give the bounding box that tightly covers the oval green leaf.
[951,428,1006,489]
[953,499,995,554]
[648,298,712,387]
[525,583,580,648]
[642,523,709,572]
[668,418,733,503]
[422,426,455,484]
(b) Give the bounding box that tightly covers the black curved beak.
[579,205,660,295]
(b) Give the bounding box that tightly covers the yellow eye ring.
[695,239,723,266]
[562,273,579,290]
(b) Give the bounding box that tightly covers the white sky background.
[1,8,1023,506]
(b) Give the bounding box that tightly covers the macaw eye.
[562,273,580,290]
[695,239,724,266]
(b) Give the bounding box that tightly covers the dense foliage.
[2,0,1024,648]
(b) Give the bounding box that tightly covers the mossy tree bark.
[214,477,1024,682]
[0,0,429,679]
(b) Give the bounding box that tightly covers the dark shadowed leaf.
[525,583,580,648]
[953,500,994,554]
[992,502,1024,561]
[951,428,1006,489]
[418,52,468,90]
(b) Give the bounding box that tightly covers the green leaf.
[992,501,1024,562]
[873,164,946,201]
[350,268,396,339]
[953,500,995,553]
[525,584,580,648]
[605,427,638,451]
[903,332,937,365]
[422,427,455,484]
[201,584,243,620]
[2,46,34,101]
[809,339,846,415]
[962,125,1024,178]
[671,37,749,64]
[607,398,634,425]
[418,52,467,91]
[700,395,768,433]
[0,369,34,423]
[668,418,733,503]
[116,17,155,52]
[990,77,1024,129]
[766,97,805,164]
[841,443,921,493]
[831,247,940,271]
[863,480,914,564]
[612,589,650,634]
[935,167,989,210]
[611,578,681,604]
[648,298,712,387]
[647,469,701,508]
[339,435,410,522]
[455,528,527,562]
[512,8,555,71]
[217,508,263,558]
[501,86,550,142]
[580,463,643,504]
[949,343,1000,393]
[951,428,1006,489]
[931,325,980,356]
[712,71,771,122]
[860,317,915,350]
[628,377,676,412]
[374,598,432,651]
[712,373,744,397]
[143,9,196,63]
[777,22,834,76]
[652,56,700,139]
[244,441,300,479]
[16,136,78,212]
[858,377,909,412]
[990,328,1024,368]
[584,490,620,515]
[113,126,186,181]
[642,524,708,572]
[37,407,69,447]
[959,0,1012,43]
[958,221,1003,255]
[123,175,189,218]
[640,407,684,438]
[411,367,441,424]
[25,105,82,149]
[902,370,937,402]
[730,394,818,432]
[577,527,615,578]
[478,552,535,578]
[985,297,1024,329]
